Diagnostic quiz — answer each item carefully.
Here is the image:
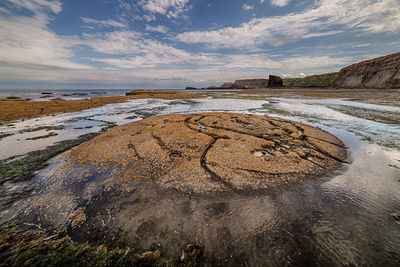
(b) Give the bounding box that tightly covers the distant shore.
[236,87,400,106]
[0,90,203,124]
[1,87,399,124]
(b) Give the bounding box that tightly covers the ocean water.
[0,89,131,101]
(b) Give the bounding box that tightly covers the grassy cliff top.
[283,72,338,88]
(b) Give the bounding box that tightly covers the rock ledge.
[66,113,347,194]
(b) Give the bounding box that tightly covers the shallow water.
[1,93,400,265]
[0,89,129,101]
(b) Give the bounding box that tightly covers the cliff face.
[233,79,268,89]
[335,52,400,89]
[283,73,338,87]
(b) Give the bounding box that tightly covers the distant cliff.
[232,79,268,89]
[335,52,400,89]
[283,73,338,87]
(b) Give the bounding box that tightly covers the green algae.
[167,100,198,105]
[259,103,292,116]
[134,106,168,118]
[0,133,13,140]
[283,72,338,87]
[208,94,268,101]
[327,105,400,125]
[0,133,99,184]
[18,125,65,133]
[0,224,210,267]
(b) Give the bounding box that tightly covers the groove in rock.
[304,138,346,163]
[200,136,239,194]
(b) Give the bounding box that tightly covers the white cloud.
[139,0,189,19]
[177,0,400,49]
[145,25,168,34]
[79,30,217,68]
[243,4,254,11]
[0,0,392,89]
[81,17,127,28]
[79,29,352,73]
[0,0,89,70]
[3,0,62,14]
[0,53,352,89]
[270,0,290,7]
[352,43,371,48]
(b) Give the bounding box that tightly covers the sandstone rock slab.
[63,113,347,194]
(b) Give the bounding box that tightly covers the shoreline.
[1,88,399,124]
[0,90,203,124]
[236,87,400,105]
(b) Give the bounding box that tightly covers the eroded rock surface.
[335,52,400,89]
[64,113,346,194]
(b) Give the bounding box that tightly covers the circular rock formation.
[65,113,346,194]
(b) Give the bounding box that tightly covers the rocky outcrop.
[267,75,283,87]
[65,113,346,194]
[220,82,239,89]
[233,79,268,89]
[15,113,347,262]
[213,79,268,89]
[283,73,338,87]
[335,52,400,89]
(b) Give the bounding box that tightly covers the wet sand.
[0,90,203,124]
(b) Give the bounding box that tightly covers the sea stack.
[268,75,283,87]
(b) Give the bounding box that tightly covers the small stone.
[69,208,86,228]
[138,250,161,259]
[391,212,400,224]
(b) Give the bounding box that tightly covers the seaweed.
[0,133,13,140]
[208,94,268,100]
[18,125,65,133]
[0,224,210,267]
[0,133,99,184]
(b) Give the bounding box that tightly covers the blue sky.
[0,0,399,89]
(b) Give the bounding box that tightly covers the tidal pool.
[0,94,399,265]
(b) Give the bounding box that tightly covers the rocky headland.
[231,79,269,89]
[198,52,400,90]
[335,52,400,89]
[283,72,339,87]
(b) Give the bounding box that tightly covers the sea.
[0,89,132,101]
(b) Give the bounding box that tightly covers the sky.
[0,0,399,89]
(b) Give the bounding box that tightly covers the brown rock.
[335,52,400,89]
[268,75,283,87]
[69,208,86,228]
[65,113,346,194]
